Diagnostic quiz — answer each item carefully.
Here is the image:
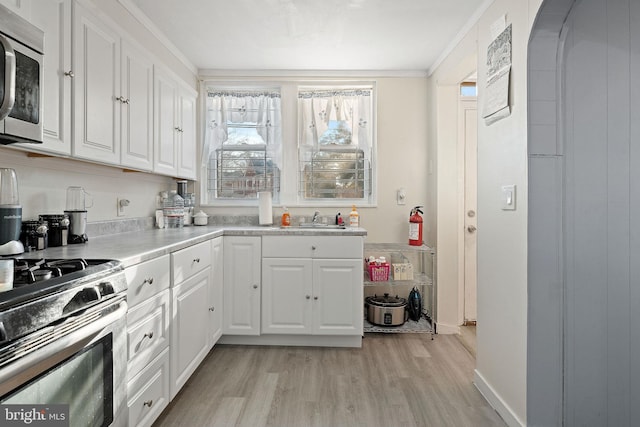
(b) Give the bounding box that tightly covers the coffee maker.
[0,169,25,255]
[64,186,91,244]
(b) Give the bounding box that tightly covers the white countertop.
[24,225,367,268]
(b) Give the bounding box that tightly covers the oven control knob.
[82,286,101,302]
[99,282,115,296]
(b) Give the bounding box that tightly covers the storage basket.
[367,263,390,281]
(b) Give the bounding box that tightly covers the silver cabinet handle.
[313,296,318,300]
[467,225,477,233]
[306,295,311,299]
[64,70,74,78]
[116,96,125,103]
[143,400,153,408]
[143,332,154,340]
[311,246,316,250]
[253,284,258,289]
[193,258,200,263]
[143,277,154,285]
[0,34,15,121]
[209,307,215,312]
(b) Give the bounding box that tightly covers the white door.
[261,258,313,334]
[29,0,71,155]
[153,66,178,176]
[223,236,261,335]
[170,268,211,399]
[72,2,121,164]
[312,259,363,335]
[120,40,153,171]
[209,237,224,347]
[460,97,478,323]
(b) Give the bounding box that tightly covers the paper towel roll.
[258,191,273,225]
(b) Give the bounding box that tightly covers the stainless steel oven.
[0,259,128,426]
[0,2,44,145]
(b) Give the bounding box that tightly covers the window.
[460,81,477,97]
[201,81,376,207]
[203,90,282,202]
[298,88,373,201]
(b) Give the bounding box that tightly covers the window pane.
[302,149,366,199]
[213,149,279,199]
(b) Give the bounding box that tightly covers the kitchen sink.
[296,223,346,229]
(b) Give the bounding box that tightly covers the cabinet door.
[209,237,223,347]
[177,87,197,179]
[153,66,178,176]
[223,236,261,335]
[72,2,121,164]
[312,259,363,335]
[170,267,211,399]
[262,258,313,334]
[28,0,71,155]
[120,39,153,170]
[0,0,30,18]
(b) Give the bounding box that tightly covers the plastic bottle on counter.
[163,190,184,228]
[349,205,359,227]
[281,207,291,227]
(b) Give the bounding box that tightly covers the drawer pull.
[143,400,153,408]
[306,295,311,299]
[313,296,318,300]
[143,332,154,340]
[64,70,74,78]
[143,277,154,285]
[312,246,317,250]
[253,284,258,289]
[209,306,215,312]
[193,258,200,263]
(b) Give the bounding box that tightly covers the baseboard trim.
[434,322,460,335]
[473,369,524,427]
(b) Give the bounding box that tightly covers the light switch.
[397,188,406,205]
[501,185,516,210]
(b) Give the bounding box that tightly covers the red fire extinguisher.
[409,206,423,246]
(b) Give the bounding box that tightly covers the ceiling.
[128,0,487,74]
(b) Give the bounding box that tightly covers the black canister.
[20,220,48,252]
[39,214,69,247]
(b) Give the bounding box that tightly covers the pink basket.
[367,264,390,281]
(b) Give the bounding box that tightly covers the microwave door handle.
[0,34,15,121]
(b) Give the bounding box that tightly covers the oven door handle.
[0,33,15,121]
[0,298,127,398]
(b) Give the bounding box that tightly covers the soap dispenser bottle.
[349,205,359,227]
[281,207,291,227]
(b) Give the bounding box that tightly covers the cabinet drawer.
[126,290,170,380]
[127,348,170,427]
[262,236,363,259]
[171,240,211,284]
[126,255,170,308]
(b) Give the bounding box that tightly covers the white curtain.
[202,89,282,170]
[298,89,372,154]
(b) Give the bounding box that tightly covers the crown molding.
[198,69,428,79]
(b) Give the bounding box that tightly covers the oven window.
[1,334,113,427]
[8,50,39,124]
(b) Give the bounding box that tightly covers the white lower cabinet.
[262,257,362,336]
[170,267,211,399]
[223,236,262,335]
[209,237,224,346]
[127,348,170,427]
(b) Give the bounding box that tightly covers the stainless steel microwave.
[0,4,43,145]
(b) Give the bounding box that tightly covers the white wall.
[0,148,173,221]
[428,0,543,425]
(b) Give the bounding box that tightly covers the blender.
[64,186,91,244]
[0,169,24,255]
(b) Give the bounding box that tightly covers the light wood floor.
[153,332,504,427]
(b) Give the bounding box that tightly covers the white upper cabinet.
[72,1,121,165]
[177,86,197,180]
[29,0,72,155]
[0,0,30,19]
[120,39,154,171]
[153,66,178,176]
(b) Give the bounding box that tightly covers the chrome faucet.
[312,211,320,224]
